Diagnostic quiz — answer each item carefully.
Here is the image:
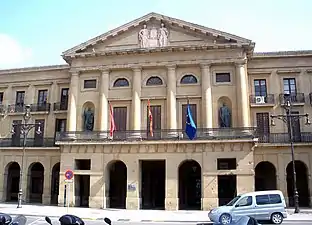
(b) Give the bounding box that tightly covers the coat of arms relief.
[138,23,169,48]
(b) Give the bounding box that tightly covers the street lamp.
[270,98,310,214]
[11,105,41,208]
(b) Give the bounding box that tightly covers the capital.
[200,63,211,70]
[69,69,80,76]
[100,67,110,74]
[132,66,142,73]
[235,59,247,67]
[166,64,176,70]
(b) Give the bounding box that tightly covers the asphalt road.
[14,215,312,225]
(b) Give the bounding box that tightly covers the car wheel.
[219,213,232,225]
[271,212,283,224]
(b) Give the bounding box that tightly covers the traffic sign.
[65,170,74,180]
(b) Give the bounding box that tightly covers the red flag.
[109,103,116,137]
[147,99,153,137]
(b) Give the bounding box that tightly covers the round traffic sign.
[65,170,74,180]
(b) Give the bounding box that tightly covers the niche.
[82,101,95,131]
[217,97,232,128]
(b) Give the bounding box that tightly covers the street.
[19,215,312,225]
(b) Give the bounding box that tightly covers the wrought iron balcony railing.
[55,127,257,143]
[53,102,68,111]
[7,104,26,113]
[279,93,305,105]
[249,94,275,105]
[0,138,57,147]
[257,133,312,143]
[30,103,51,112]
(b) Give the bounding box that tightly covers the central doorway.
[218,175,237,206]
[74,175,90,207]
[140,160,165,209]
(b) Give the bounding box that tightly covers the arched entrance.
[50,162,60,205]
[5,162,20,201]
[286,160,310,207]
[107,160,127,208]
[28,162,44,203]
[178,160,201,210]
[255,161,277,191]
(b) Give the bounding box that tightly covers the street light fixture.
[270,97,310,214]
[11,104,41,208]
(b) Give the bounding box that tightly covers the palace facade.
[0,12,312,210]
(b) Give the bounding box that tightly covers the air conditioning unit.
[255,96,265,104]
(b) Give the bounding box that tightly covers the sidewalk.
[0,204,312,222]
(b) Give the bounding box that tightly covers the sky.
[0,0,311,69]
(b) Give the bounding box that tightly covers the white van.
[208,190,287,224]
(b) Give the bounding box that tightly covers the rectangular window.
[84,79,97,89]
[113,106,127,140]
[216,73,231,83]
[11,120,22,147]
[283,78,296,95]
[256,195,270,205]
[146,105,161,138]
[34,119,45,147]
[254,79,267,96]
[0,92,3,104]
[217,158,237,170]
[38,90,48,104]
[60,88,69,110]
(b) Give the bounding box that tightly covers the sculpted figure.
[138,24,149,48]
[158,23,168,47]
[83,108,94,131]
[219,103,231,128]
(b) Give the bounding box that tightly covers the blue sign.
[65,170,74,180]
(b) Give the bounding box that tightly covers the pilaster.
[126,160,140,209]
[165,159,179,210]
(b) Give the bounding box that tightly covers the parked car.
[208,190,287,224]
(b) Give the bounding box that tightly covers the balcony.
[279,93,305,105]
[257,133,312,143]
[30,103,51,112]
[7,104,26,113]
[249,94,275,107]
[55,127,257,143]
[0,138,56,147]
[53,102,68,111]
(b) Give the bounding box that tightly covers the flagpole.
[187,97,190,105]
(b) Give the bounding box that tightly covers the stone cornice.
[62,43,251,63]
[0,64,69,75]
[252,50,312,58]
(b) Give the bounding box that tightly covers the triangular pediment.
[63,12,254,56]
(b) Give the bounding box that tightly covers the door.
[15,91,25,112]
[37,90,48,111]
[60,88,69,110]
[113,107,127,140]
[256,113,270,142]
[232,195,256,220]
[11,120,22,146]
[55,119,67,140]
[34,120,44,147]
[146,105,161,139]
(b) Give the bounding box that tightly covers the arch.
[5,162,20,201]
[113,78,129,87]
[28,162,44,203]
[217,96,232,128]
[286,160,310,207]
[146,76,163,86]
[82,101,95,131]
[255,161,277,191]
[50,162,60,205]
[106,160,127,208]
[180,74,198,84]
[178,159,201,210]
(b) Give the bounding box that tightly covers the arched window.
[180,74,198,84]
[146,76,163,86]
[113,78,129,87]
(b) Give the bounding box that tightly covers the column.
[67,71,79,132]
[99,69,109,136]
[131,67,142,137]
[166,65,177,135]
[201,64,213,129]
[236,61,251,128]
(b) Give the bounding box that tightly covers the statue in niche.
[219,103,231,128]
[83,107,94,131]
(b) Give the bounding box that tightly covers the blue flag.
[185,103,197,140]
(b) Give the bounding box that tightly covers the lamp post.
[11,105,41,208]
[270,99,310,214]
